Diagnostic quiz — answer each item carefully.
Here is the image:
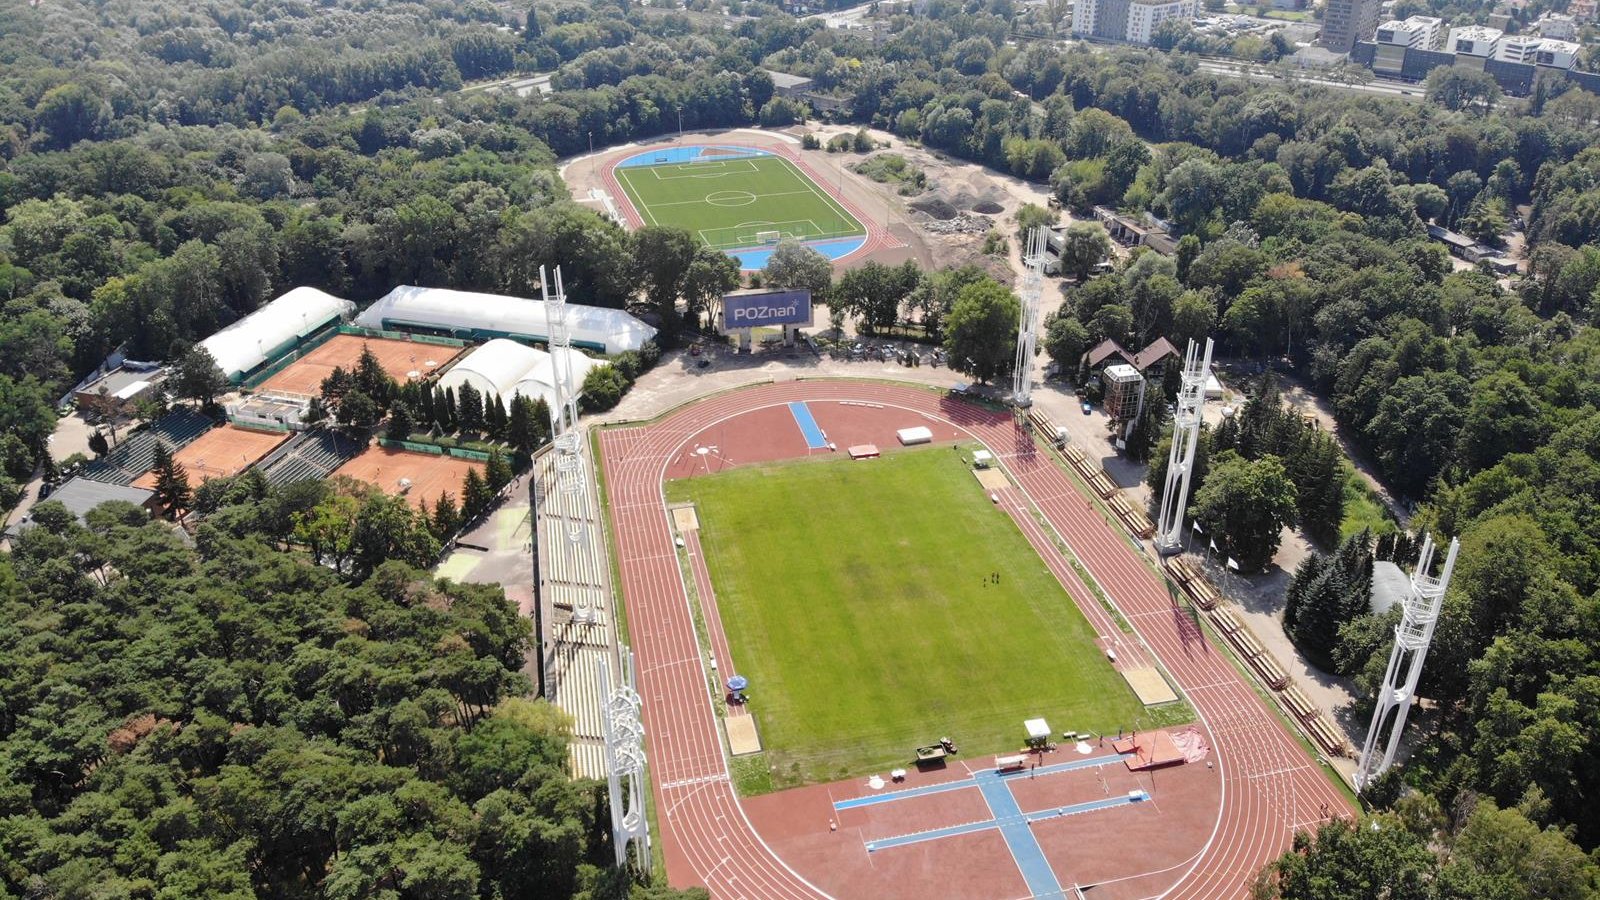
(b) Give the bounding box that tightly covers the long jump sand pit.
[258,334,463,396]
[332,445,484,509]
[132,425,289,489]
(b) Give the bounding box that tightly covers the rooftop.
[78,366,162,400]
[5,477,154,537]
[764,69,815,90]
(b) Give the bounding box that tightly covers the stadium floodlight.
[1154,338,1213,553]
[599,645,650,870]
[1013,226,1048,412]
[1355,534,1460,791]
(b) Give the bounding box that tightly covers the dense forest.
[0,479,710,898]
[6,0,1600,893]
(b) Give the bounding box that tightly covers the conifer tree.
[485,449,513,492]
[150,442,193,520]
[462,467,493,519]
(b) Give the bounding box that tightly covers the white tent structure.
[434,339,544,401]
[510,348,601,417]
[354,285,656,354]
[436,340,601,417]
[200,287,355,383]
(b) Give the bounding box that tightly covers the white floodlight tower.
[542,266,596,624]
[1013,226,1047,413]
[1154,338,1213,552]
[598,645,650,870]
[1355,534,1461,790]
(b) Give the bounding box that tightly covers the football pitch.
[667,449,1156,790]
[614,153,866,251]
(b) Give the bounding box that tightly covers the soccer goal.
[756,230,781,244]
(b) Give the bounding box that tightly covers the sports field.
[614,153,865,251]
[667,449,1148,787]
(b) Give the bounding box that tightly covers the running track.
[597,381,1354,899]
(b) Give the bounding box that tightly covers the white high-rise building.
[1446,25,1503,57]
[1125,0,1198,43]
[1074,0,1196,43]
[1496,35,1580,68]
[1374,14,1442,49]
[1538,12,1578,39]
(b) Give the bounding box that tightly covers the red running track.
[597,381,1354,899]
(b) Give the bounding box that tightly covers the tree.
[350,492,440,576]
[1424,66,1501,114]
[1057,223,1112,281]
[431,491,462,539]
[33,82,110,149]
[387,401,417,441]
[457,382,485,434]
[485,450,513,492]
[1254,816,1438,899]
[581,364,630,413]
[1191,451,1297,570]
[507,394,549,455]
[631,226,699,339]
[173,344,229,407]
[762,239,833,295]
[1013,203,1058,245]
[462,467,494,520]
[943,279,1020,384]
[337,389,382,430]
[88,430,110,458]
[1043,313,1089,378]
[1284,530,1373,671]
[150,442,193,519]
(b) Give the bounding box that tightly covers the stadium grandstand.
[353,285,656,354]
[78,407,215,485]
[201,287,356,384]
[256,428,369,487]
[435,339,600,416]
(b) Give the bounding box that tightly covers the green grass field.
[667,448,1156,790]
[614,153,865,250]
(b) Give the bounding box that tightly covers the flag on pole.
[1227,557,1241,572]
[1209,538,1218,552]
[1191,521,1202,533]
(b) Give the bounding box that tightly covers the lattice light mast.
[598,646,650,870]
[1355,534,1461,790]
[542,266,596,624]
[1013,226,1047,412]
[1154,338,1213,553]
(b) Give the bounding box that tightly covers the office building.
[1374,15,1442,49]
[1321,0,1383,52]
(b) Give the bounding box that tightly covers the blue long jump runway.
[788,401,828,450]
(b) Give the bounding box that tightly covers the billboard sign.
[722,289,813,331]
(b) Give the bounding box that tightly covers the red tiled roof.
[1132,337,1179,370]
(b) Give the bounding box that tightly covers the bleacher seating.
[533,444,623,764]
[260,428,366,486]
[80,407,213,485]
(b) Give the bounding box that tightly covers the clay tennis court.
[257,334,462,396]
[132,425,289,488]
[332,444,483,509]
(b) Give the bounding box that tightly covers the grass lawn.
[614,153,864,250]
[1339,463,1398,541]
[667,448,1157,790]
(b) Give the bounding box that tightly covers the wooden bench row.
[1164,557,1219,610]
[1161,555,1349,757]
[1106,493,1155,538]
